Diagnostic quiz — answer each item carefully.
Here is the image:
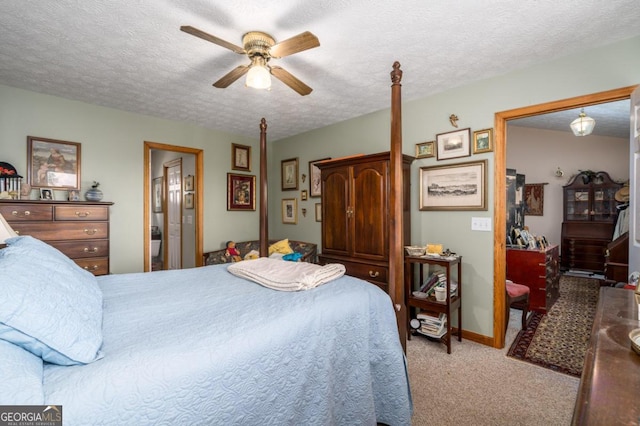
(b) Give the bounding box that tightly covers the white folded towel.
[227,257,346,291]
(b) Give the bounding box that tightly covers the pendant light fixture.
[570,108,595,136]
[245,56,271,90]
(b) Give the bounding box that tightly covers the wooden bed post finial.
[259,118,268,258]
[389,61,407,352]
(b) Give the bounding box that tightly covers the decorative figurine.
[225,241,242,262]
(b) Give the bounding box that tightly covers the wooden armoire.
[317,151,413,293]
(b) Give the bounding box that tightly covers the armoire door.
[321,165,350,256]
[351,160,388,260]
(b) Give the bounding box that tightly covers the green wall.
[0,86,256,273]
[0,35,637,337]
[269,35,640,337]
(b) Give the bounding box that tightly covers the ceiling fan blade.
[270,31,320,58]
[270,66,312,96]
[213,65,250,88]
[180,25,245,54]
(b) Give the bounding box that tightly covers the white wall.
[506,126,629,247]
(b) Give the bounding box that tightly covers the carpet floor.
[506,275,601,377]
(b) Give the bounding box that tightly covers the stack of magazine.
[415,311,447,338]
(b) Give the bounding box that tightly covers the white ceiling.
[1,1,639,141]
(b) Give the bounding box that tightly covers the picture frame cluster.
[227,143,256,211]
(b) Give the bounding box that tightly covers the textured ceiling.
[1,1,639,141]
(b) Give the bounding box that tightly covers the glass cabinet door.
[565,188,590,221]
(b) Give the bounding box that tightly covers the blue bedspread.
[43,264,412,425]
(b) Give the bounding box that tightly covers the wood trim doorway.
[492,85,637,349]
[144,141,204,272]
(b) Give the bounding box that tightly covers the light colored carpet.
[406,309,579,425]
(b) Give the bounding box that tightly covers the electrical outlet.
[471,217,491,231]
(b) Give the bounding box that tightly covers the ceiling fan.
[180,26,320,96]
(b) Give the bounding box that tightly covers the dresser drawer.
[54,205,109,221]
[74,257,109,276]
[0,204,53,221]
[12,222,109,241]
[49,239,109,259]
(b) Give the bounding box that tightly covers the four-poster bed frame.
[255,62,407,350]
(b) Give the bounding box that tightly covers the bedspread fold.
[227,257,345,291]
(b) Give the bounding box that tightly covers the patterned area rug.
[507,275,601,377]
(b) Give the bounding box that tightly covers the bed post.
[259,118,269,258]
[389,62,407,352]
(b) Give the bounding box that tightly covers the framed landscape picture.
[436,128,471,160]
[415,141,435,159]
[472,128,494,154]
[419,159,487,211]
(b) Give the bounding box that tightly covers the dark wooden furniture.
[317,151,413,293]
[505,281,530,335]
[0,200,113,275]
[572,287,640,425]
[506,245,560,313]
[561,171,621,273]
[404,255,462,354]
[604,232,629,284]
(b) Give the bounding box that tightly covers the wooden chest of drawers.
[506,245,560,313]
[0,200,113,276]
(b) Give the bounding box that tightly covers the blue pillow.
[0,339,44,404]
[0,236,104,365]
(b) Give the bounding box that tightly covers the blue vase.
[85,188,103,202]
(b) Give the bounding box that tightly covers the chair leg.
[521,296,529,330]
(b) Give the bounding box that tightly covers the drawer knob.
[84,228,98,235]
[11,210,30,217]
[368,270,379,278]
[83,265,99,271]
[75,211,91,217]
[83,247,99,253]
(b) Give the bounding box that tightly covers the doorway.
[492,85,637,349]
[143,141,204,272]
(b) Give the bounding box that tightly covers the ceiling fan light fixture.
[246,57,271,90]
[570,108,596,136]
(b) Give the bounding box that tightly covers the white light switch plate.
[471,217,492,231]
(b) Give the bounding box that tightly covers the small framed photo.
[282,198,297,224]
[301,190,308,201]
[27,136,81,190]
[152,177,163,213]
[227,173,256,211]
[415,141,435,159]
[39,188,53,200]
[436,128,471,160]
[67,190,79,201]
[315,203,322,222]
[309,158,330,197]
[184,174,195,192]
[231,143,251,172]
[184,192,194,209]
[281,157,299,191]
[472,128,494,154]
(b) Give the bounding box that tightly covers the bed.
[0,62,412,425]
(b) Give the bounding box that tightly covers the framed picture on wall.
[231,143,251,172]
[436,128,471,160]
[184,174,195,192]
[315,203,322,222]
[282,198,297,224]
[415,141,435,159]
[472,128,494,154]
[27,136,81,190]
[419,159,487,211]
[184,192,194,209]
[281,157,299,190]
[152,177,163,213]
[227,173,256,211]
[309,158,330,197]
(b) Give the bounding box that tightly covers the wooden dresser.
[317,152,413,293]
[0,200,113,275]
[506,245,560,313]
[572,287,640,425]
